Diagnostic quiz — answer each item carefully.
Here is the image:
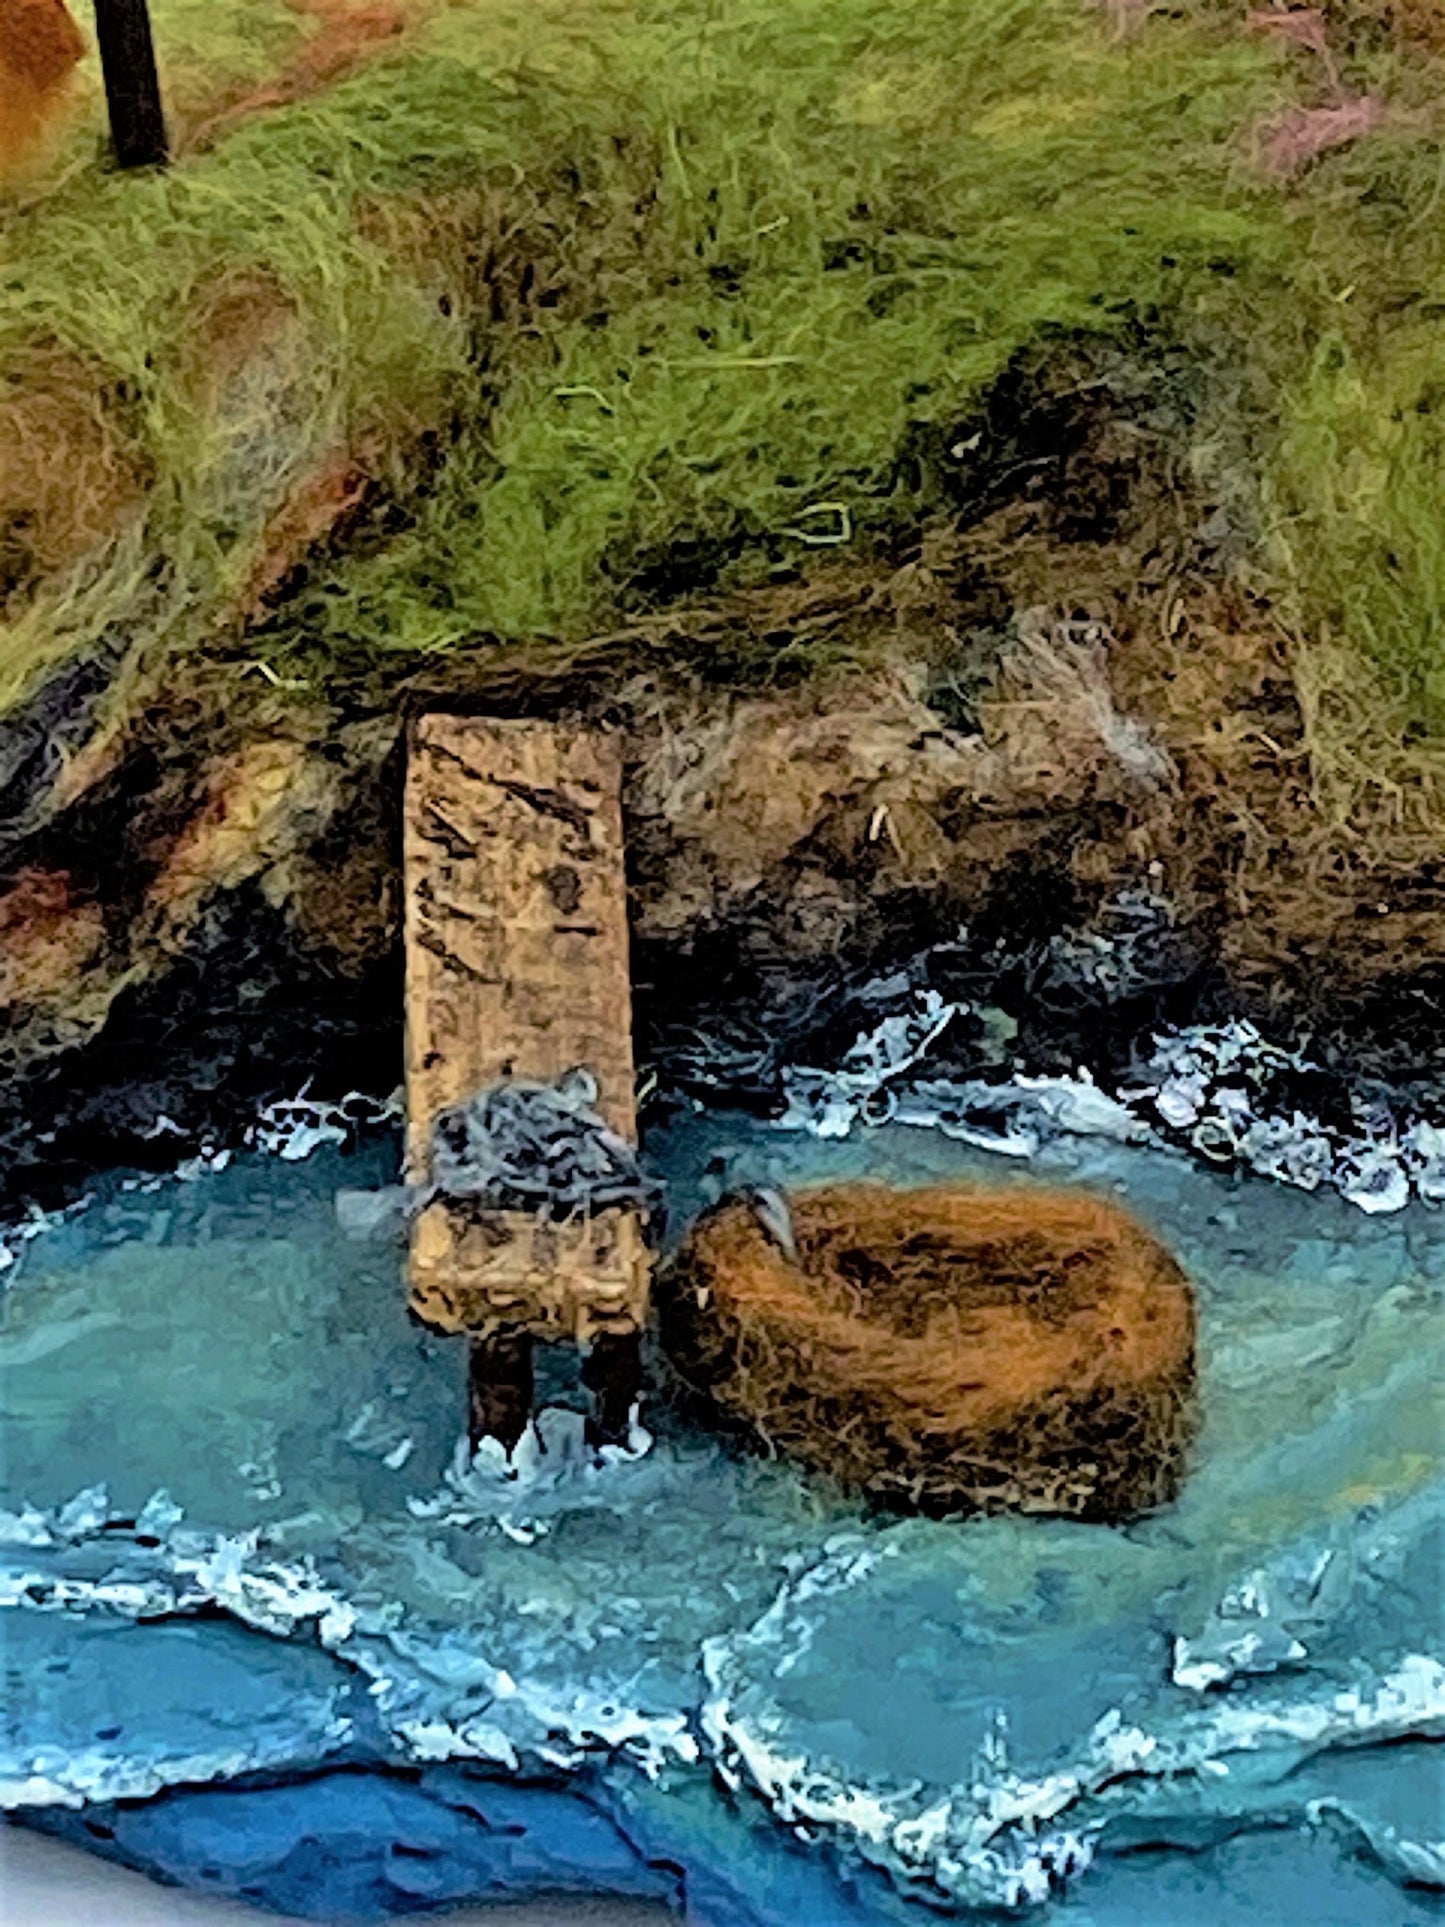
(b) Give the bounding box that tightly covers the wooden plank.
[403,717,648,1342]
[409,1203,650,1342]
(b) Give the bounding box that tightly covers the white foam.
[775,995,1444,1214]
[696,1532,1445,1912]
[0,1484,698,1808]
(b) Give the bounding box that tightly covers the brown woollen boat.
[658,1182,1198,1522]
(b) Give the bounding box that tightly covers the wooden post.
[580,1329,644,1451]
[403,718,651,1451]
[92,0,166,168]
[468,1329,535,1457]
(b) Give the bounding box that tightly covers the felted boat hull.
[660,1182,1197,1522]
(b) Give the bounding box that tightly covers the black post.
[92,0,167,169]
[581,1330,644,1451]
[468,1329,534,1457]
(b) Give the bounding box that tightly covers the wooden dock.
[402,716,649,1447]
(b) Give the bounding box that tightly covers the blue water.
[2,1115,1442,1923]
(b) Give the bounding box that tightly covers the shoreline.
[1,1826,670,1926]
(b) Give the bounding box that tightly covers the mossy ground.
[1,0,1441,733]
[1,0,1444,1152]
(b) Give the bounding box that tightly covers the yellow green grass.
[1,0,1441,718]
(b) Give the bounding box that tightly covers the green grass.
[1,0,1441,714]
[1270,126,1445,709]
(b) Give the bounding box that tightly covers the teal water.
[2,1116,1442,1922]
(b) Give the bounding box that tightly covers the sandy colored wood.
[409,1201,651,1342]
[403,716,648,1341]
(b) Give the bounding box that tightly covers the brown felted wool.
[658,1183,1197,1523]
[0,0,85,177]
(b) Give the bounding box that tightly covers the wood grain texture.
[403,717,648,1340]
[410,1202,650,1341]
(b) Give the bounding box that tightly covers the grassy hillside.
[1,0,1441,726]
